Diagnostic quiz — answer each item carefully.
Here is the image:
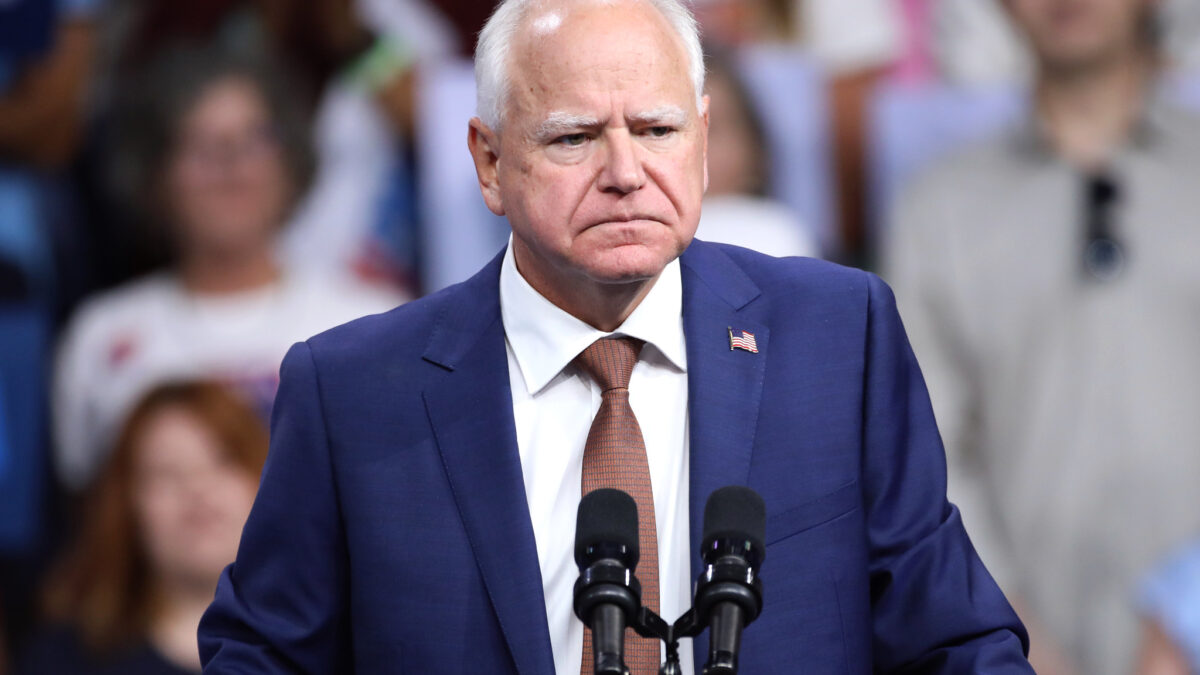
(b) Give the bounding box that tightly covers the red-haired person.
[17,382,266,674]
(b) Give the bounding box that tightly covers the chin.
[581,249,678,285]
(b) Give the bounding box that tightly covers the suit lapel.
[422,253,556,675]
[679,242,769,577]
[418,242,768,674]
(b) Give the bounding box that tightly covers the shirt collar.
[499,238,687,396]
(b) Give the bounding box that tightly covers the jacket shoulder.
[692,241,880,306]
[301,270,496,374]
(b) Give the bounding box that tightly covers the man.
[885,1,1200,674]
[199,0,1032,672]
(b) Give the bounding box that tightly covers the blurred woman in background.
[696,51,818,258]
[17,381,266,674]
[53,46,402,494]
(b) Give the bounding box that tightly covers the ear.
[468,117,506,216]
[700,94,711,193]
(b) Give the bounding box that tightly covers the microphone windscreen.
[702,486,766,553]
[575,488,640,568]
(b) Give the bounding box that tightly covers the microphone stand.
[629,606,703,675]
[630,555,763,675]
[599,484,767,675]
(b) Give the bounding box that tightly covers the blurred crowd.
[1,0,1199,673]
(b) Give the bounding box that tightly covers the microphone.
[574,488,643,675]
[695,486,766,675]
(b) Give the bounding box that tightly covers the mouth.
[588,215,663,228]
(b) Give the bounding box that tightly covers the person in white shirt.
[54,47,403,493]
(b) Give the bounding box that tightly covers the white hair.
[474,0,705,130]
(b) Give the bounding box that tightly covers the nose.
[598,130,646,195]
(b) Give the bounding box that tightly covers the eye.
[645,126,675,138]
[556,133,589,147]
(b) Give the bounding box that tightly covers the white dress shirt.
[499,243,694,675]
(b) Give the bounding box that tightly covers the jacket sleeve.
[199,341,352,673]
[883,176,1019,595]
[860,272,1032,673]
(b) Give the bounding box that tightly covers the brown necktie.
[575,337,660,675]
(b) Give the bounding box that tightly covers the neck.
[1036,48,1155,169]
[147,576,216,672]
[514,252,660,333]
[178,246,280,295]
[544,276,659,333]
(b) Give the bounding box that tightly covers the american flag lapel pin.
[728,327,759,353]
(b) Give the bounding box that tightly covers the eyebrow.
[628,105,688,127]
[534,112,601,142]
[532,105,690,143]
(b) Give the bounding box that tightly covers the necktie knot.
[574,337,643,392]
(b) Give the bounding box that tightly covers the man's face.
[1005,0,1157,71]
[470,1,708,296]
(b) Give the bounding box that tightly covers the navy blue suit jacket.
[199,241,1032,673]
